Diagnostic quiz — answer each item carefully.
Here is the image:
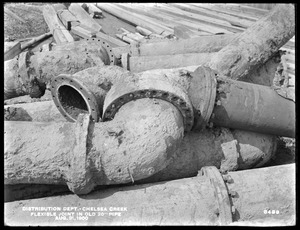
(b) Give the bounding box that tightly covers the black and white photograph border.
[4,2,296,226]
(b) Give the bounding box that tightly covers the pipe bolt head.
[222,174,233,183]
[229,190,237,197]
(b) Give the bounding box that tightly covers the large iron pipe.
[100,65,294,137]
[4,48,105,100]
[4,164,295,226]
[188,66,295,137]
[208,4,295,80]
[4,126,276,202]
[5,99,185,194]
[210,75,295,137]
[4,112,276,197]
[4,94,277,199]
[128,34,235,56]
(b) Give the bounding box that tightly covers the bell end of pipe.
[51,74,101,122]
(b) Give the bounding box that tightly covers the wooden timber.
[71,25,97,38]
[170,3,254,28]
[68,3,102,32]
[116,3,215,35]
[191,3,259,21]
[42,4,74,44]
[154,4,244,33]
[96,3,173,36]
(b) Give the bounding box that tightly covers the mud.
[4,98,184,190]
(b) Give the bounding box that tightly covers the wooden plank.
[219,4,270,18]
[144,6,229,34]
[136,26,152,36]
[52,3,67,12]
[68,3,102,32]
[115,3,177,29]
[56,9,80,30]
[155,3,244,33]
[4,42,21,61]
[116,3,214,35]
[116,34,135,44]
[173,25,200,39]
[96,3,173,36]
[42,5,74,44]
[71,25,97,38]
[191,4,259,21]
[170,3,254,28]
[84,3,103,18]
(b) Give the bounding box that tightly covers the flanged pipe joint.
[4,38,117,101]
[51,65,295,137]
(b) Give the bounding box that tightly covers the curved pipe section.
[4,98,184,194]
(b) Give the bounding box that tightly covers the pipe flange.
[51,74,100,122]
[102,78,194,131]
[199,166,233,225]
[85,37,117,65]
[189,66,217,131]
[66,114,96,194]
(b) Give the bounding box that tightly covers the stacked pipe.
[4,3,295,226]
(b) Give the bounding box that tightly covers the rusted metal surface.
[129,34,235,56]
[4,111,277,196]
[226,163,295,223]
[4,48,105,100]
[188,66,217,130]
[210,75,295,137]
[51,66,132,122]
[208,4,295,80]
[52,38,117,65]
[4,164,295,226]
[102,73,194,131]
[51,64,294,137]
[5,99,185,194]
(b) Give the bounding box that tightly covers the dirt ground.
[4,3,295,168]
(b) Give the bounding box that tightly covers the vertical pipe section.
[210,76,295,137]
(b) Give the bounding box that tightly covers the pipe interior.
[58,85,89,120]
